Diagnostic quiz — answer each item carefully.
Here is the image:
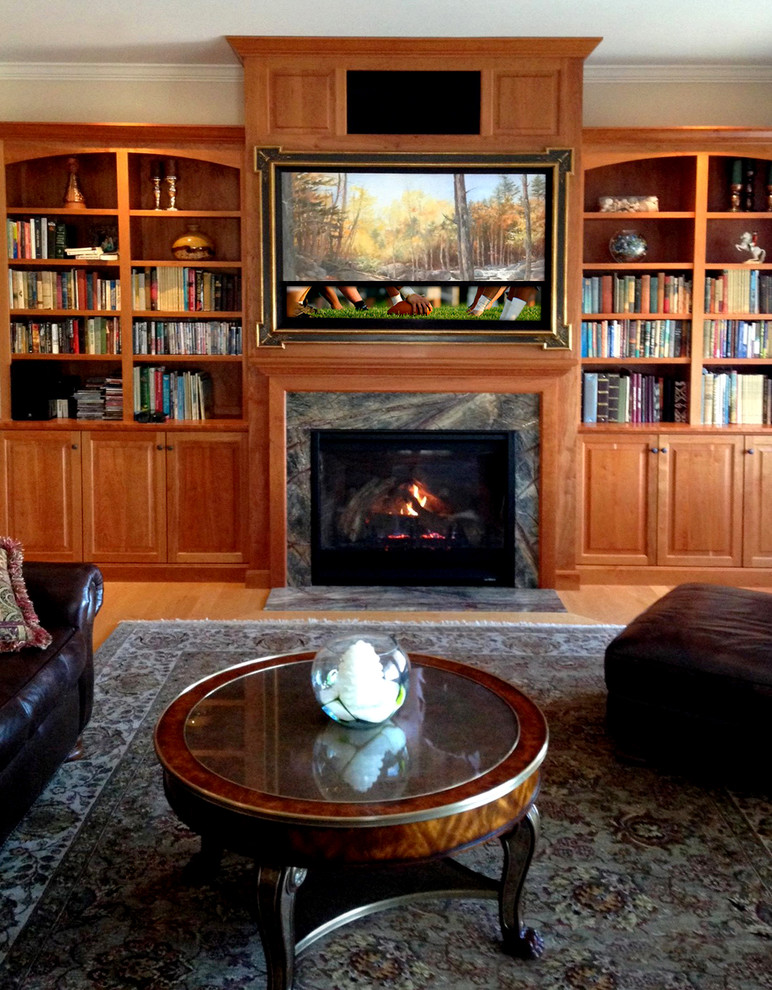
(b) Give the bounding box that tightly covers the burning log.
[336,476,482,546]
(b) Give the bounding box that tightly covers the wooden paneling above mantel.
[228,35,600,152]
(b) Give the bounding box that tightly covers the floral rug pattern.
[0,619,770,990]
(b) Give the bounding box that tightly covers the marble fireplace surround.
[284,392,541,588]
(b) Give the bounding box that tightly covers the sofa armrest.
[21,562,104,632]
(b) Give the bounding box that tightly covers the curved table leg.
[255,865,307,990]
[498,805,544,959]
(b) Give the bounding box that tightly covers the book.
[617,374,630,423]
[606,373,621,422]
[595,374,611,423]
[582,372,598,424]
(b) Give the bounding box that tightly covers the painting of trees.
[281,169,547,281]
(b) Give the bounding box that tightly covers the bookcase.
[0,124,249,575]
[578,128,772,581]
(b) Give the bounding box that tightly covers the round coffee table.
[155,650,548,990]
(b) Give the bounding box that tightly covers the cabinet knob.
[747,448,755,454]
[660,447,668,453]
[650,447,659,454]
[156,444,164,450]
[166,445,173,451]
[71,444,78,450]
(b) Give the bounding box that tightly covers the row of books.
[704,269,772,314]
[11,317,120,355]
[8,268,120,311]
[131,267,241,313]
[703,320,771,358]
[6,217,71,259]
[72,377,123,421]
[132,365,213,421]
[701,371,771,425]
[132,320,242,356]
[581,320,689,359]
[582,372,688,424]
[582,273,692,315]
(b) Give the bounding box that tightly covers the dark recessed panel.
[346,71,481,135]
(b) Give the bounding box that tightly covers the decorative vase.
[608,229,647,263]
[311,633,410,728]
[62,157,87,210]
[171,223,215,260]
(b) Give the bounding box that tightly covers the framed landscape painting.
[255,147,572,346]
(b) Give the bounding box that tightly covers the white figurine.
[736,231,766,263]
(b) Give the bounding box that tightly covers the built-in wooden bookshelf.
[581,130,772,428]
[0,124,250,575]
[2,135,245,424]
[578,129,772,584]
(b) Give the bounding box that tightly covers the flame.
[399,482,430,517]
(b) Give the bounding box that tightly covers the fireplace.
[283,391,541,589]
[310,429,517,586]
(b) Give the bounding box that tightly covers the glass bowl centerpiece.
[311,633,410,728]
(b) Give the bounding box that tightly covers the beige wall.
[0,74,246,127]
[584,80,772,128]
[1,72,771,128]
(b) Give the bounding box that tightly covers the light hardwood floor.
[92,582,680,650]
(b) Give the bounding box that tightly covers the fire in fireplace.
[310,429,516,586]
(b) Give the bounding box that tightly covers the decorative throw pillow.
[0,536,52,651]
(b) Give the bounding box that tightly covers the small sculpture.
[735,231,766,263]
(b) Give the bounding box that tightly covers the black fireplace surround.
[310,429,517,586]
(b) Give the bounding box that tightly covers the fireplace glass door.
[310,430,516,586]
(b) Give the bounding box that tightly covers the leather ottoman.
[604,583,772,780]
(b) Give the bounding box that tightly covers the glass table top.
[184,659,520,804]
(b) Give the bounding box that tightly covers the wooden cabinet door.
[742,435,772,568]
[577,435,658,565]
[657,435,744,567]
[81,432,167,562]
[166,432,248,563]
[0,430,82,561]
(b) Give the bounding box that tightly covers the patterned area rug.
[1,619,770,990]
[264,586,566,611]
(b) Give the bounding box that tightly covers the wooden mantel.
[231,37,599,590]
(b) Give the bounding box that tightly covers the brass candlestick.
[150,160,164,210]
[767,185,772,212]
[743,161,755,212]
[152,177,162,210]
[165,158,178,211]
[730,159,743,211]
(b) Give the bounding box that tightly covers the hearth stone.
[286,392,539,587]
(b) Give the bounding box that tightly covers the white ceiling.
[0,0,770,70]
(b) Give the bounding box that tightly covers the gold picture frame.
[255,146,572,347]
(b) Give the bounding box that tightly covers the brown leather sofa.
[604,583,772,781]
[0,562,103,845]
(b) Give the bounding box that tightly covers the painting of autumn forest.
[280,169,548,284]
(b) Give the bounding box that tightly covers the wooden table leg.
[498,805,544,959]
[255,865,307,990]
